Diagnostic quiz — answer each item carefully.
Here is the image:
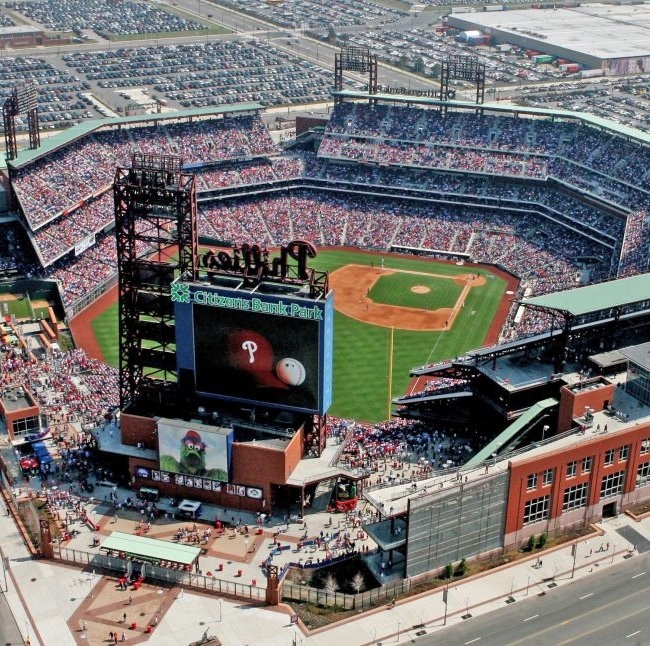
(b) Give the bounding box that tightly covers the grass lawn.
[87,249,507,422]
[1,297,32,319]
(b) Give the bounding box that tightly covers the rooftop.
[447,5,650,61]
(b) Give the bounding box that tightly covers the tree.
[350,571,366,594]
[444,562,453,579]
[413,56,425,74]
[327,26,337,44]
[527,535,537,552]
[455,558,467,577]
[323,573,339,594]
[537,532,548,549]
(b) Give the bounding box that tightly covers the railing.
[53,545,267,601]
[282,576,410,610]
[66,274,118,320]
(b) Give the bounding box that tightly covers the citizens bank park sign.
[171,283,325,320]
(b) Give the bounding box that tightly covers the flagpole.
[388,326,394,420]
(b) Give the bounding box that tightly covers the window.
[641,438,650,455]
[527,473,537,491]
[582,456,592,474]
[601,470,625,498]
[566,461,577,477]
[637,461,650,488]
[604,449,615,466]
[619,445,629,461]
[12,416,39,437]
[523,495,550,525]
[543,468,554,486]
[563,482,589,512]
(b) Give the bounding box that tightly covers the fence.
[53,545,267,601]
[281,576,410,611]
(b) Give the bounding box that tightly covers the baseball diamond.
[72,248,513,422]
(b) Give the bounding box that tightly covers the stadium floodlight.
[15,83,37,114]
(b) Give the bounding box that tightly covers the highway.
[416,552,650,646]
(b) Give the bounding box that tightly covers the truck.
[496,44,512,52]
[534,54,556,64]
[580,69,605,78]
[560,63,582,74]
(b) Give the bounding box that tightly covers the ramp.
[465,397,558,468]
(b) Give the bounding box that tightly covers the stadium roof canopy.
[447,6,650,61]
[5,102,264,170]
[334,92,650,145]
[523,273,650,317]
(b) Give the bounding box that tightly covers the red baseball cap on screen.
[226,329,288,389]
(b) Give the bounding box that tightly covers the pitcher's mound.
[411,285,430,294]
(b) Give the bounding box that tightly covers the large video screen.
[194,304,320,410]
[158,419,230,481]
[174,283,333,414]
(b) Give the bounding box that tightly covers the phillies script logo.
[242,339,257,363]
[201,240,317,285]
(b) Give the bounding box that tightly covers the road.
[416,552,650,646]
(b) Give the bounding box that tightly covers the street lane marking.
[509,580,650,646]
[579,593,594,599]
[465,638,481,644]
[626,631,640,639]
[632,572,645,579]
[523,615,539,622]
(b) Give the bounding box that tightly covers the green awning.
[100,531,201,565]
[523,273,650,317]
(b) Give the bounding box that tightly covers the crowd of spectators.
[1,345,118,430]
[616,209,650,278]
[197,157,304,191]
[4,0,203,36]
[398,377,471,401]
[320,103,650,213]
[12,115,277,258]
[331,417,477,477]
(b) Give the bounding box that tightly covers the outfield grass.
[87,249,507,422]
[369,271,463,310]
[91,304,119,367]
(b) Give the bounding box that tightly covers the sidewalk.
[1,501,648,646]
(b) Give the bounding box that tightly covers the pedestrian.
[109,632,114,641]
[128,595,132,605]
[114,634,118,645]
[606,541,610,550]
[121,633,125,642]
[123,612,127,623]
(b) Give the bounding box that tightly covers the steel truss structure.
[114,153,198,412]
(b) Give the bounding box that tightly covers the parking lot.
[0,0,649,133]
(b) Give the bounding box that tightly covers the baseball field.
[81,248,514,422]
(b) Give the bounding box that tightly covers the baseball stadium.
[2,50,650,606]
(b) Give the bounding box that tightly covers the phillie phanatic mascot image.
[160,429,227,480]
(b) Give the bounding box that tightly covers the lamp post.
[157,588,163,615]
[542,425,549,442]
[397,620,401,643]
